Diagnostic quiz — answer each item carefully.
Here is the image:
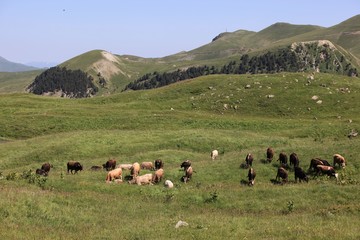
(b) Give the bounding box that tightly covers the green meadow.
[0,73,359,239]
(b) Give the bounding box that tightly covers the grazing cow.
[102,159,116,171]
[140,161,154,170]
[182,166,193,183]
[130,162,140,179]
[294,166,308,182]
[130,173,153,185]
[333,154,346,168]
[278,152,288,165]
[211,150,219,160]
[276,167,288,183]
[154,159,164,170]
[90,165,102,171]
[247,167,256,186]
[180,160,191,170]
[41,163,52,173]
[289,153,299,167]
[266,147,274,163]
[36,168,48,177]
[152,168,164,183]
[67,161,83,174]
[245,153,254,167]
[309,158,331,171]
[117,164,133,170]
[105,168,122,183]
[316,165,338,179]
[164,180,174,188]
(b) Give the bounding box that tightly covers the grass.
[0,72,359,239]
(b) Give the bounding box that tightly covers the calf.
[103,159,116,171]
[245,153,254,167]
[294,166,308,182]
[333,154,346,168]
[105,168,122,183]
[266,147,274,163]
[289,153,299,167]
[316,165,338,179]
[247,167,256,186]
[276,167,288,183]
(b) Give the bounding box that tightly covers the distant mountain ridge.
[0,56,39,72]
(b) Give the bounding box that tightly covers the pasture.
[0,73,359,239]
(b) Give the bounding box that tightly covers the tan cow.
[132,173,153,185]
[182,166,193,183]
[211,150,219,160]
[152,168,164,184]
[105,168,122,183]
[333,154,346,168]
[140,161,154,170]
[130,162,140,179]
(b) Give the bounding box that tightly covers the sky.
[1,0,359,67]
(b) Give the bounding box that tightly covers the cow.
[117,164,133,170]
[247,167,256,186]
[316,165,338,179]
[105,168,122,183]
[333,154,346,168]
[102,159,116,171]
[152,168,164,184]
[164,180,174,188]
[41,162,52,173]
[182,166,193,183]
[90,165,102,171]
[36,168,48,177]
[278,152,288,165]
[130,162,140,179]
[140,161,154,170]
[294,166,308,182]
[309,158,331,171]
[245,153,254,167]
[276,167,288,183]
[266,147,274,163]
[154,159,164,170]
[180,160,191,170]
[129,173,153,185]
[289,153,299,167]
[67,161,83,174]
[211,150,219,160]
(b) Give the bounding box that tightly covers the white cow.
[164,180,174,188]
[211,150,219,160]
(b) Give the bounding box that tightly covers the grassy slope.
[0,70,42,93]
[0,73,359,239]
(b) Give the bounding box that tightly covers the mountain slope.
[0,56,39,72]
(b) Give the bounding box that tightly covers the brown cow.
[103,159,116,171]
[67,161,83,174]
[316,165,338,179]
[105,168,122,183]
[154,159,164,170]
[245,153,254,167]
[41,162,52,173]
[266,147,274,163]
[289,153,299,167]
[276,167,288,183]
[36,168,48,177]
[333,154,346,168]
[152,168,164,184]
[294,166,308,183]
[278,152,288,165]
[309,158,331,171]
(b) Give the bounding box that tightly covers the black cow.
[289,153,299,167]
[276,167,288,183]
[36,168,48,177]
[245,153,254,167]
[154,159,164,170]
[316,165,338,179]
[247,167,256,186]
[294,166,308,182]
[266,147,274,163]
[67,161,83,174]
[102,159,116,171]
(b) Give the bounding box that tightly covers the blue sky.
[1,0,359,67]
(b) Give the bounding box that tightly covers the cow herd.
[238,147,346,186]
[33,148,346,188]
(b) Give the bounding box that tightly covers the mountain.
[0,56,39,72]
[5,15,360,96]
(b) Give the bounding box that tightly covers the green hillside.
[0,73,359,239]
